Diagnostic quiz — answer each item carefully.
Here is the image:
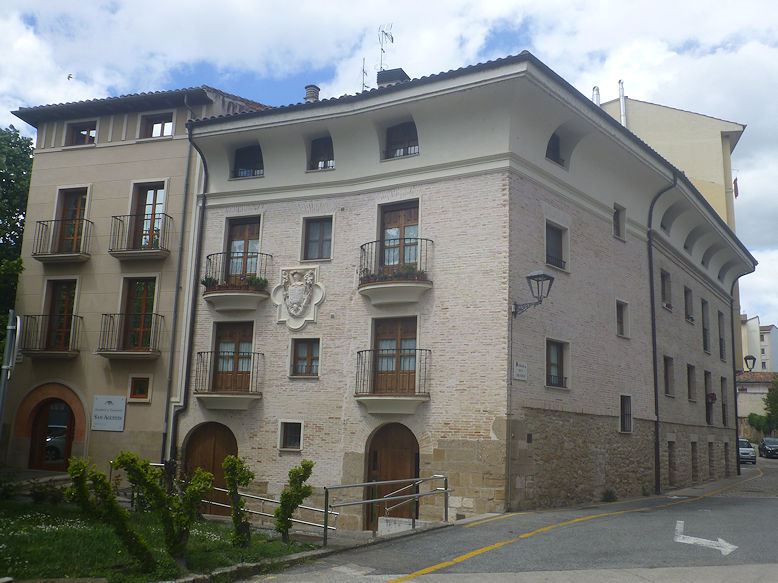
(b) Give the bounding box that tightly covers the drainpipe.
[160,93,197,461]
[730,278,747,476]
[169,122,209,461]
[647,174,677,494]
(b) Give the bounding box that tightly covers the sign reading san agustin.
[91,395,126,432]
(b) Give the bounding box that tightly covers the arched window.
[309,137,334,170]
[233,145,264,178]
[384,122,419,159]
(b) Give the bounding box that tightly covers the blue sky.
[3,0,778,326]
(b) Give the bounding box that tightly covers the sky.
[2,1,777,327]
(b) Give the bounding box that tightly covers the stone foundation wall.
[659,424,736,491]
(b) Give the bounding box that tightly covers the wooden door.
[227,219,260,285]
[374,318,416,394]
[58,189,87,253]
[29,399,74,471]
[133,183,164,249]
[365,423,419,529]
[46,280,76,350]
[123,278,155,350]
[381,204,418,274]
[213,322,253,392]
[184,423,237,516]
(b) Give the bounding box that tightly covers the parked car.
[758,437,778,458]
[738,438,757,464]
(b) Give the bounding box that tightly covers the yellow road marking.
[388,470,763,582]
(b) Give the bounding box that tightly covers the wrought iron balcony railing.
[355,348,431,396]
[194,351,264,393]
[202,251,273,292]
[547,374,567,388]
[31,218,94,260]
[95,312,163,354]
[545,253,566,270]
[358,238,433,286]
[19,314,83,355]
[109,213,173,256]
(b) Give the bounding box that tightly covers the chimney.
[376,68,410,88]
[304,85,320,103]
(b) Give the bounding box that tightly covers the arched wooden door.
[29,398,74,471]
[365,423,419,530]
[184,423,238,516]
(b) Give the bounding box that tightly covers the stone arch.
[13,383,87,441]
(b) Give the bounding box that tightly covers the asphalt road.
[246,459,778,582]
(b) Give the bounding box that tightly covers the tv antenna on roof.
[379,24,393,71]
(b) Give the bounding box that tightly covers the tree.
[0,125,32,343]
[274,459,314,544]
[761,381,778,435]
[222,455,255,547]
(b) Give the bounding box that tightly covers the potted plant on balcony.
[243,275,268,291]
[201,276,219,291]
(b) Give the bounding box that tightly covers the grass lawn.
[0,498,316,582]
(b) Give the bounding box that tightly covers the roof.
[12,86,265,128]
[736,372,778,383]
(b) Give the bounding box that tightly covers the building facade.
[740,314,778,372]
[735,371,778,440]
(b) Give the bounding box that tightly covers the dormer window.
[384,122,419,159]
[234,145,264,178]
[140,113,173,138]
[309,137,334,170]
[66,121,96,146]
[546,133,564,165]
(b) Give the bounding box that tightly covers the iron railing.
[202,251,272,292]
[546,253,566,269]
[358,238,433,286]
[547,374,567,388]
[31,218,94,257]
[194,350,264,393]
[109,213,173,254]
[355,348,431,395]
[96,312,163,353]
[19,314,83,353]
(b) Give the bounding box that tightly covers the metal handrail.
[109,213,173,253]
[322,475,450,546]
[358,238,433,286]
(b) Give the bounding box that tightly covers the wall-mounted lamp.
[744,354,756,372]
[512,271,554,317]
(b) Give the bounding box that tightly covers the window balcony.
[31,219,94,263]
[202,251,272,311]
[95,313,163,359]
[354,348,431,414]
[19,314,83,359]
[108,213,172,260]
[357,238,433,306]
[193,350,264,410]
[546,374,567,388]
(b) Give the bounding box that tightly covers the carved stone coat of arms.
[271,267,325,330]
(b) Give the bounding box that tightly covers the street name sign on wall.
[92,396,126,431]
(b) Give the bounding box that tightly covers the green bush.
[600,488,617,503]
[274,460,314,544]
[30,480,66,505]
[222,455,255,547]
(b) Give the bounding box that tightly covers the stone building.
[171,52,755,527]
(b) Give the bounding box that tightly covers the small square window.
[279,421,302,450]
[66,121,96,146]
[129,376,151,401]
[620,395,632,433]
[545,222,567,270]
[616,300,629,337]
[292,338,320,376]
[141,113,173,138]
[613,204,625,239]
[303,217,332,260]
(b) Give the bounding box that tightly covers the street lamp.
[512,271,555,317]
[744,354,756,372]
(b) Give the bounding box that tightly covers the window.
[663,356,674,396]
[620,395,632,433]
[546,339,567,388]
[613,204,625,239]
[762,362,767,370]
[660,270,671,309]
[704,371,713,425]
[140,113,173,138]
[132,183,165,250]
[129,376,151,401]
[45,280,77,350]
[122,278,156,350]
[292,338,319,376]
[687,364,696,401]
[374,318,417,393]
[303,217,332,260]
[616,300,629,337]
[309,136,334,170]
[545,132,564,165]
[760,334,765,342]
[233,145,264,177]
[214,322,253,392]
[701,299,710,353]
[279,421,302,450]
[227,218,260,283]
[718,311,726,360]
[684,287,694,322]
[761,348,765,355]
[65,121,96,146]
[720,377,727,426]
[385,121,419,159]
[545,222,567,270]
[381,202,419,274]
[57,188,88,253]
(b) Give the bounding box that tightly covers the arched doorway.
[29,398,75,471]
[183,422,238,516]
[365,423,419,530]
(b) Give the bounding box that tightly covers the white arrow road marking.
[674,520,738,556]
